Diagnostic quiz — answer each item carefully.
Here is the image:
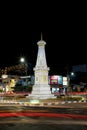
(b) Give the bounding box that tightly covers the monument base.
[26,84,56,99]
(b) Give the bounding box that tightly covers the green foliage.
[0,89,3,92]
[62,96,84,101]
[14,84,32,92]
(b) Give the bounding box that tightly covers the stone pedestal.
[29,85,55,99]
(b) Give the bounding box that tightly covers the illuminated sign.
[58,76,63,84]
[1,75,8,79]
[50,75,63,85]
[63,77,68,85]
[50,75,58,84]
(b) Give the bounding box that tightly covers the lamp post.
[20,57,28,87]
[20,57,25,63]
[67,72,75,93]
[20,57,28,76]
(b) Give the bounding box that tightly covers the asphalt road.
[0,102,87,130]
[0,102,87,114]
[0,117,87,130]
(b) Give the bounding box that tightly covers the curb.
[0,100,87,106]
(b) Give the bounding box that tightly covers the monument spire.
[41,32,43,40]
[27,36,56,99]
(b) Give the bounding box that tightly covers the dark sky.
[0,2,87,75]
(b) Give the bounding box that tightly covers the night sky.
[0,3,86,76]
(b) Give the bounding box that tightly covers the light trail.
[0,112,87,120]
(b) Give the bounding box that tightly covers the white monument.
[28,35,55,99]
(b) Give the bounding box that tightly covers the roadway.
[0,102,87,130]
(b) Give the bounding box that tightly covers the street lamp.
[20,57,25,63]
[67,72,75,92]
[71,72,74,76]
[20,57,28,76]
[20,57,28,87]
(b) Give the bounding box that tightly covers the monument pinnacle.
[41,32,43,40]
